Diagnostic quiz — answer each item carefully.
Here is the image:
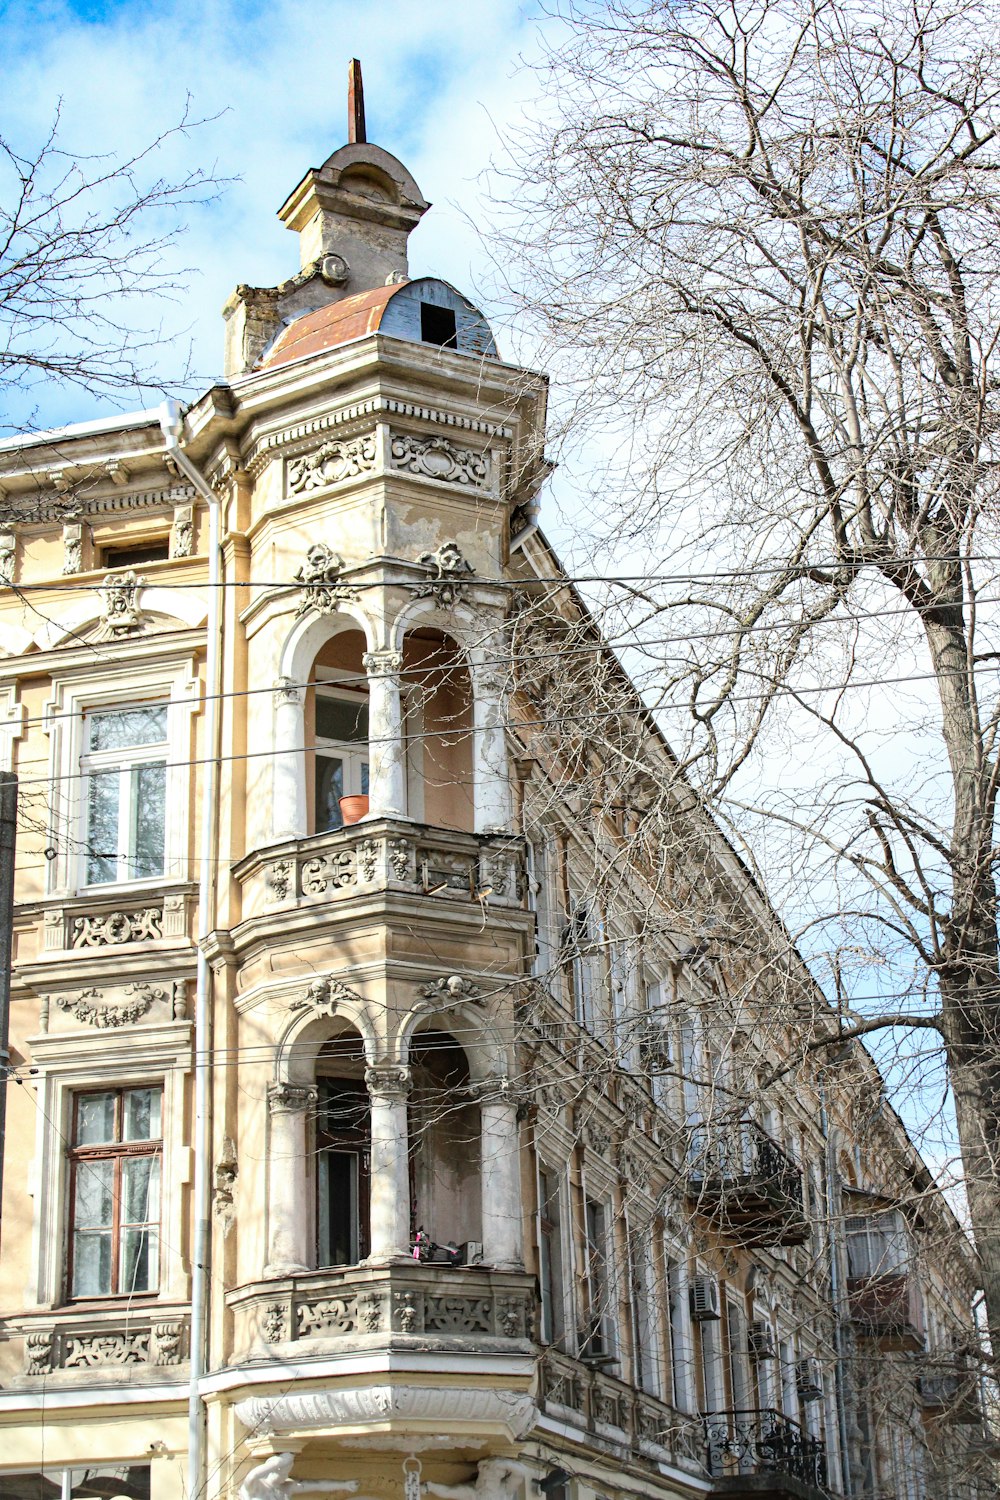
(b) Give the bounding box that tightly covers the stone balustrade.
[539,1349,706,1477]
[233,819,526,919]
[227,1262,535,1363]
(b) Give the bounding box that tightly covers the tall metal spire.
[348,58,366,145]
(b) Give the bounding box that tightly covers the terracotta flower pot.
[338,794,370,826]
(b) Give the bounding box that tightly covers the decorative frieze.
[55,981,166,1028]
[22,1318,186,1374]
[390,433,490,490]
[301,848,357,895]
[287,432,377,494]
[71,905,163,948]
[414,541,475,606]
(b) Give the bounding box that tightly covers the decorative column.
[365,1065,412,1261]
[264,1081,317,1276]
[363,650,407,820]
[272,677,306,841]
[469,662,513,833]
[476,1077,524,1269]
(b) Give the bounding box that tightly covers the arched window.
[305,630,370,833]
[408,1028,481,1250]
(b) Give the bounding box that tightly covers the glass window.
[81,705,168,886]
[584,1198,614,1357]
[316,1078,370,1265]
[0,1468,151,1500]
[314,691,370,832]
[539,1167,565,1345]
[845,1211,910,1277]
[69,1087,162,1299]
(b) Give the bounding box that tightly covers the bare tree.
[491,0,1000,1356]
[0,101,222,445]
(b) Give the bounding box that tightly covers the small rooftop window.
[420,303,458,349]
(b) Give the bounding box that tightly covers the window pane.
[74,1158,115,1227]
[87,706,167,751]
[315,695,369,743]
[75,1092,116,1145]
[316,754,345,831]
[131,762,166,878]
[86,769,120,884]
[72,1229,113,1296]
[123,1088,161,1141]
[122,1155,159,1225]
[121,1226,158,1294]
[68,1467,151,1500]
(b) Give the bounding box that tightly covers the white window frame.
[79,704,169,888]
[314,686,370,832]
[43,659,200,898]
[25,1021,192,1311]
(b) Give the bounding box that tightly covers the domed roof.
[258,284,404,370]
[258,277,498,371]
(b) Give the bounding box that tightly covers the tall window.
[667,1258,692,1410]
[68,1087,161,1298]
[81,705,167,885]
[845,1211,910,1277]
[539,1166,565,1345]
[316,1078,370,1265]
[584,1198,614,1357]
[631,1231,660,1393]
[314,691,369,831]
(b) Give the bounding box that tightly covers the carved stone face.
[445,974,464,996]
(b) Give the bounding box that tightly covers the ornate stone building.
[0,85,989,1500]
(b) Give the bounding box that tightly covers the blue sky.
[1,0,553,430]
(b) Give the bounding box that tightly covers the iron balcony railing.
[704,1407,829,1494]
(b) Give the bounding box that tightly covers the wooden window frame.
[67,1086,162,1301]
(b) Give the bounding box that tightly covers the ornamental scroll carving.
[287,432,377,494]
[71,906,163,948]
[25,1321,185,1373]
[418,974,483,1005]
[390,433,490,489]
[414,541,475,606]
[294,542,355,615]
[56,981,166,1028]
[289,975,363,1017]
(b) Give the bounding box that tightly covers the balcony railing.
[233,818,526,920]
[685,1121,808,1247]
[226,1261,535,1361]
[918,1366,983,1423]
[704,1409,829,1495]
[847,1274,923,1351]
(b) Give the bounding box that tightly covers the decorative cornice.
[244,397,512,479]
[233,1383,536,1440]
[8,484,195,527]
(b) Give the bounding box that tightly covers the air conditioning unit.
[796,1357,824,1401]
[639,1023,671,1071]
[689,1276,722,1321]
[748,1320,777,1360]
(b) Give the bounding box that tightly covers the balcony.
[685,1122,808,1247]
[847,1274,923,1351]
[538,1348,706,1479]
[704,1409,829,1499]
[233,818,526,922]
[226,1261,536,1363]
[917,1364,983,1424]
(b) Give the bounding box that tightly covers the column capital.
[273,675,303,706]
[365,1064,411,1102]
[363,649,404,677]
[268,1081,318,1114]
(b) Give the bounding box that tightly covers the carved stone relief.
[418,974,483,1005]
[55,981,166,1028]
[267,1083,319,1113]
[24,1320,187,1373]
[390,433,490,489]
[287,432,377,494]
[71,906,162,947]
[414,541,475,606]
[97,570,145,637]
[170,505,194,558]
[288,975,362,1017]
[0,530,14,585]
[62,522,83,576]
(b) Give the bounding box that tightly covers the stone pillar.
[470,663,512,833]
[272,677,306,841]
[477,1078,524,1269]
[265,1081,318,1276]
[365,1065,412,1261]
[363,650,407,820]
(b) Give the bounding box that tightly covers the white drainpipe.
[159,399,223,1500]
